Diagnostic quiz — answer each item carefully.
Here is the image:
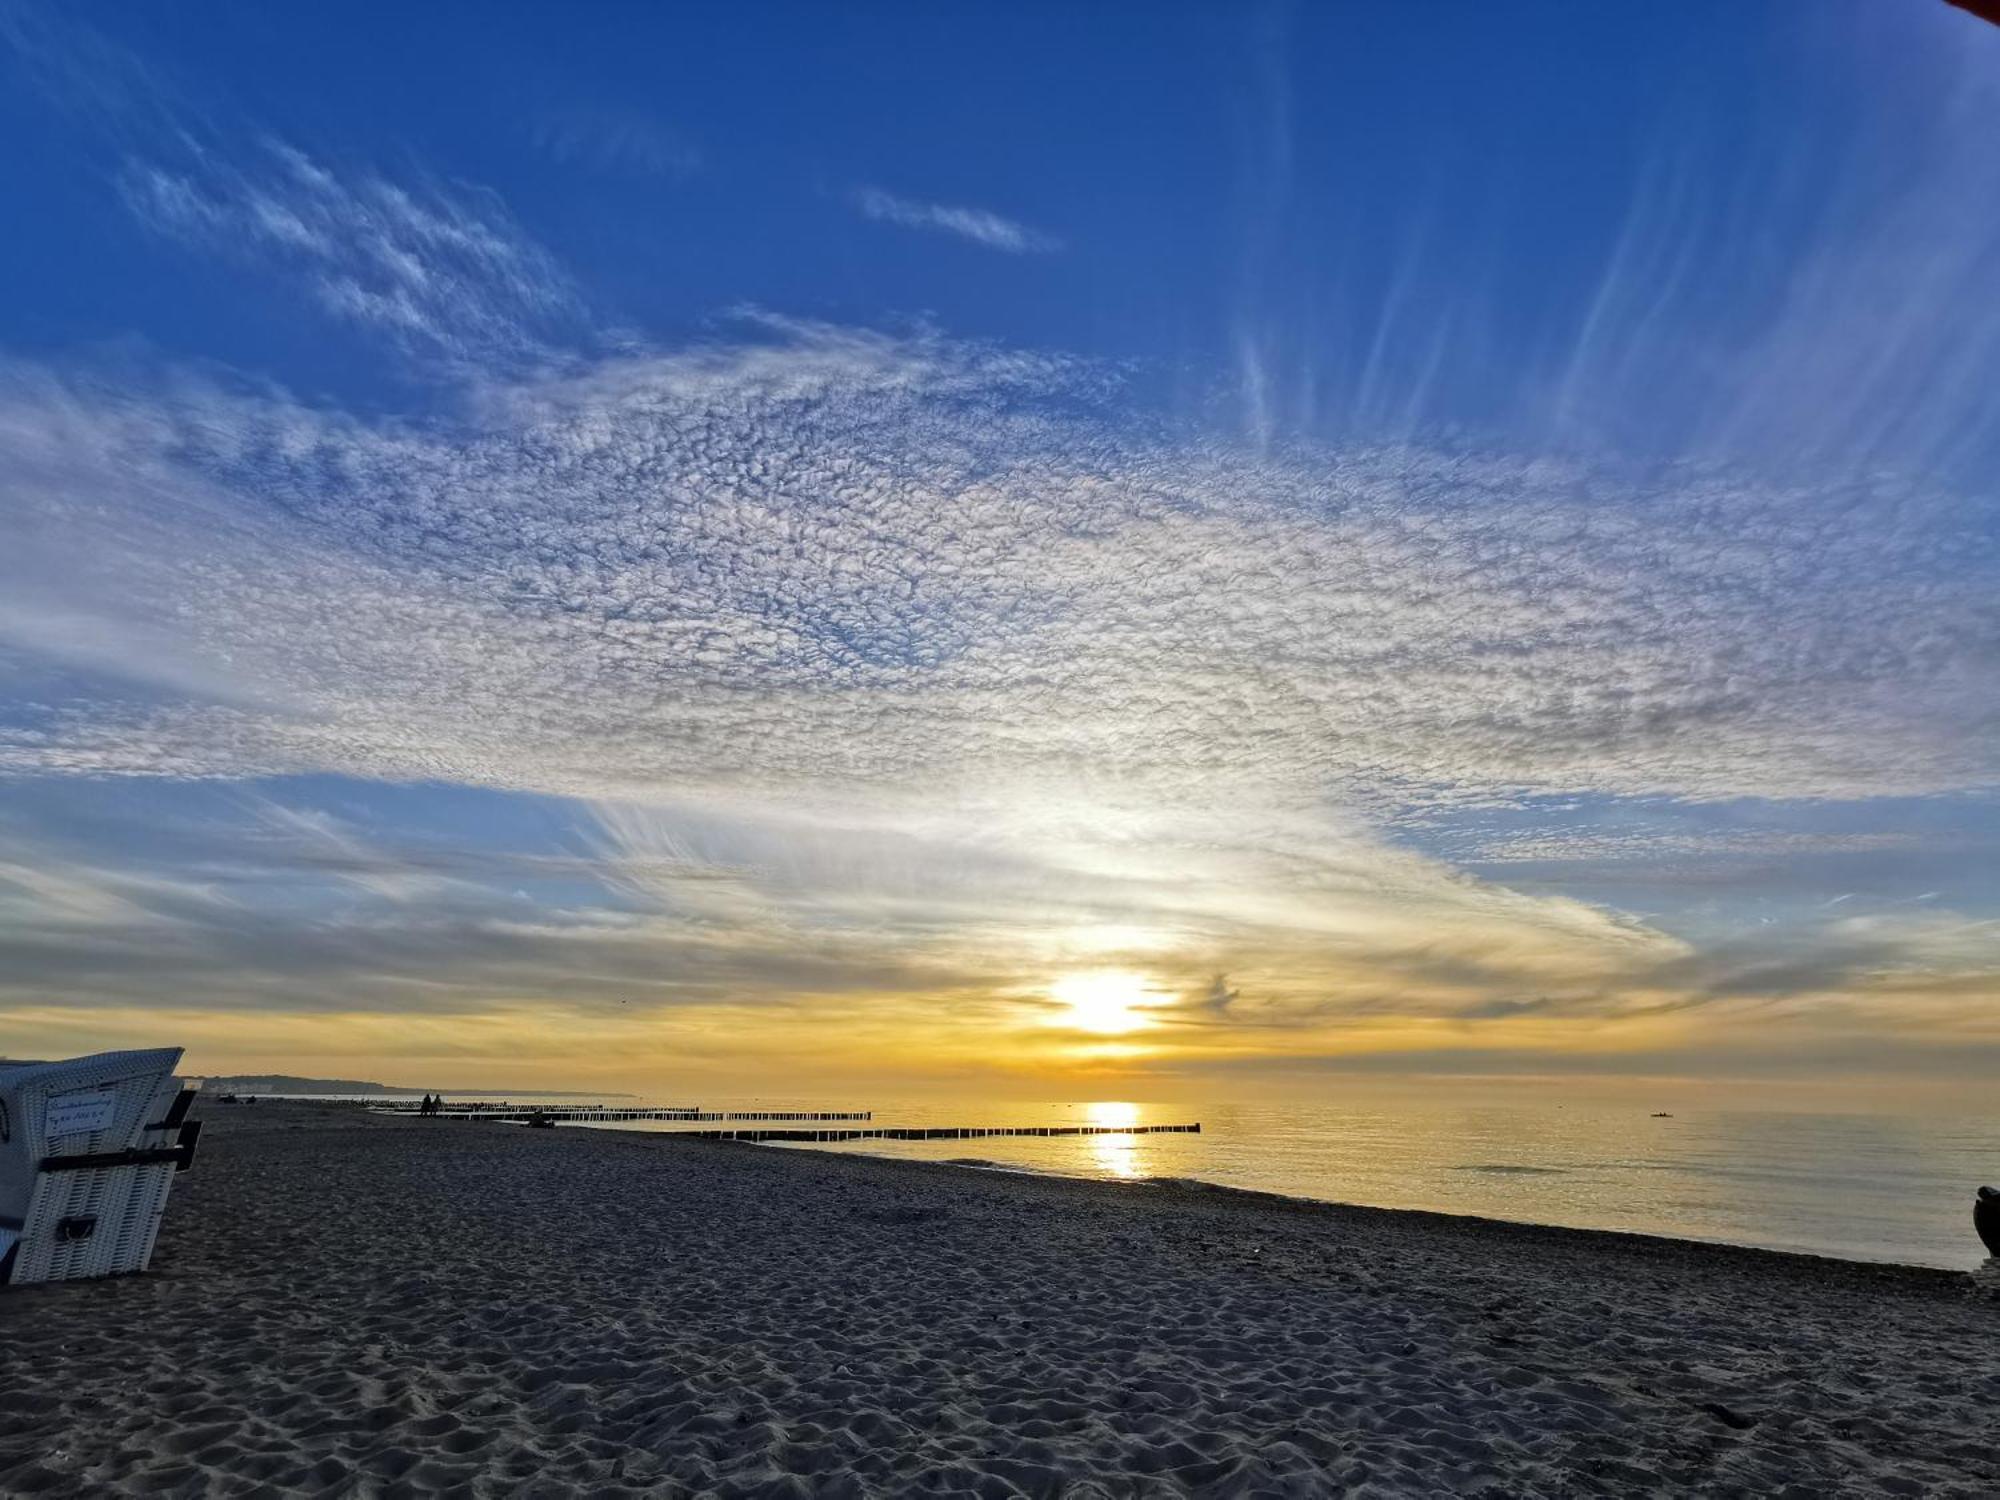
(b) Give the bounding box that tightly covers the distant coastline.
[188,1074,632,1098]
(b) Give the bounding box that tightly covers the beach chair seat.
[0,1048,202,1287]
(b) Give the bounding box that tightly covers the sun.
[1049,970,1160,1035]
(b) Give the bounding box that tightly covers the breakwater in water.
[684,1123,1203,1143]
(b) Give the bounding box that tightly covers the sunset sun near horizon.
[1050,972,1165,1037]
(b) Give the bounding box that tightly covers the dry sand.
[3,1102,1997,1498]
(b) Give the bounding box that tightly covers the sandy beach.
[4,1104,1997,1498]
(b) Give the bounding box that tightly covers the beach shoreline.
[771,1144,1983,1288]
[5,1101,1996,1496]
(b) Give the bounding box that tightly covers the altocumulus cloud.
[2,325,1990,809]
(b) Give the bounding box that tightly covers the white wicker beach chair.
[0,1048,202,1286]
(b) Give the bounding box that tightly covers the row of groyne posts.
[686,1123,1203,1143]
[370,1101,1202,1142]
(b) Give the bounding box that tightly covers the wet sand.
[3,1102,1996,1497]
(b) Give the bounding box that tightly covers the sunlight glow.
[1083,1100,1142,1128]
[1050,971,1162,1035]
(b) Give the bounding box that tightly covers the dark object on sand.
[1699,1400,1758,1430]
[527,1111,556,1129]
[1651,1112,1673,1118]
[1977,1186,2000,1257]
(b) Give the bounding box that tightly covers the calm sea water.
[545,1096,2000,1271]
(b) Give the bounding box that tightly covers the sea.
[398,1092,1999,1270]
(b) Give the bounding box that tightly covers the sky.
[1,1,1996,1104]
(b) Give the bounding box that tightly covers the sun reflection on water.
[1083,1100,1145,1178]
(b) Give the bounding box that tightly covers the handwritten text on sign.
[46,1089,117,1138]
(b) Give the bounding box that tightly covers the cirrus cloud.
[853,186,1061,254]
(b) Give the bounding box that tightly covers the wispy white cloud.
[531,107,701,178]
[1449,829,1927,867]
[118,142,587,370]
[0,0,183,142]
[4,5,589,374]
[1207,5,2000,494]
[853,186,1060,254]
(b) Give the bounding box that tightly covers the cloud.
[1,324,1991,812]
[1205,5,2000,493]
[3,6,588,373]
[118,142,588,369]
[1448,828,1925,867]
[852,186,1061,254]
[531,108,702,178]
[0,317,1993,1080]
[0,0,184,141]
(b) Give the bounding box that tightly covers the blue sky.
[1,1,1996,1098]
